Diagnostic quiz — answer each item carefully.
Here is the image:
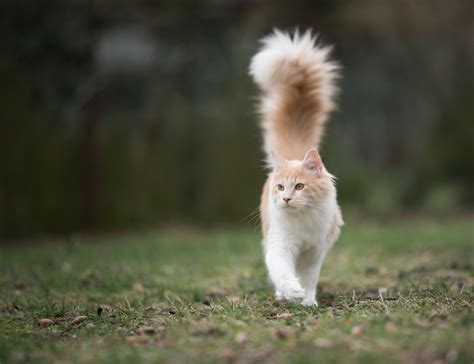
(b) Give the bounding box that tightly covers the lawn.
[0,215,473,363]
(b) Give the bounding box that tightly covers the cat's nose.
[283,197,291,204]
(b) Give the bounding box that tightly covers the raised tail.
[249,30,339,165]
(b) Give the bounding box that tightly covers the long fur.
[250,29,339,164]
[250,29,343,307]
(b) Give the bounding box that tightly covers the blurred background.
[1,0,473,238]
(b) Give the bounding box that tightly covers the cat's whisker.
[241,206,261,223]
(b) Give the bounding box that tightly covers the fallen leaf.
[235,331,248,344]
[208,287,228,296]
[351,324,364,336]
[330,307,344,316]
[193,326,226,337]
[137,326,156,335]
[384,322,398,333]
[314,338,333,348]
[226,295,241,304]
[126,336,149,344]
[275,327,294,339]
[8,305,24,317]
[366,266,388,276]
[218,349,236,362]
[72,316,87,325]
[252,346,273,361]
[133,282,145,292]
[347,338,364,351]
[98,304,112,312]
[38,319,54,326]
[276,312,293,320]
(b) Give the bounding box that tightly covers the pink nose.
[283,197,291,204]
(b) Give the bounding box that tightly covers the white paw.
[275,290,283,301]
[301,297,318,307]
[279,278,306,301]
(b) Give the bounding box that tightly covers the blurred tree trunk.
[81,79,100,230]
[80,5,102,231]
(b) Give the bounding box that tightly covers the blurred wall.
[1,0,473,237]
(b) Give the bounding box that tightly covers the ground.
[0,215,473,364]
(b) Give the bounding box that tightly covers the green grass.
[0,216,473,363]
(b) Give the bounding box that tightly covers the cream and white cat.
[250,30,343,306]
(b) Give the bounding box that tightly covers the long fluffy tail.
[249,30,339,164]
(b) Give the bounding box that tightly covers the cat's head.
[270,149,334,211]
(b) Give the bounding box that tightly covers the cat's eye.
[295,183,305,190]
[276,184,284,191]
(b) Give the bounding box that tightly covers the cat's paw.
[275,290,284,301]
[279,278,306,301]
[301,297,319,307]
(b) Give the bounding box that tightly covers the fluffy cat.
[250,30,343,306]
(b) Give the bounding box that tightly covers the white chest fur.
[266,194,335,253]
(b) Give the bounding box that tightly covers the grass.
[0,215,473,363]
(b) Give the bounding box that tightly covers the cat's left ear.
[303,148,323,174]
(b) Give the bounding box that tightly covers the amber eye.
[276,184,284,191]
[295,183,305,190]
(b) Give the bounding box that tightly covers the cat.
[249,30,343,306]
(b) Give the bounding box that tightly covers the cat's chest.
[277,211,330,249]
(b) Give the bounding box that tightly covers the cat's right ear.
[303,148,323,174]
[270,150,285,170]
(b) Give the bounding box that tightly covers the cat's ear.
[270,150,286,170]
[303,148,323,174]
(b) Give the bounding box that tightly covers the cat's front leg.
[297,249,326,307]
[265,245,305,301]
